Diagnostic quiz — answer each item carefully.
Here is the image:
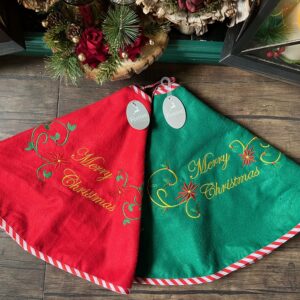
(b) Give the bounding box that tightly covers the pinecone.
[66,23,82,43]
[42,12,63,28]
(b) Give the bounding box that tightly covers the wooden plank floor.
[0,56,300,300]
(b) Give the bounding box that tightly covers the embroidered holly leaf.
[116,175,123,182]
[43,170,52,179]
[50,133,60,142]
[25,142,34,151]
[44,124,50,130]
[128,204,135,212]
[123,218,131,225]
[67,122,77,132]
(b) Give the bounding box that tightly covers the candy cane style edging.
[0,217,129,295]
[136,223,300,286]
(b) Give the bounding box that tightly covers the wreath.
[41,0,169,84]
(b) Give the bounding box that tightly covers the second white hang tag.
[163,95,186,129]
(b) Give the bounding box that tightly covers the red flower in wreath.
[119,35,148,61]
[178,0,204,13]
[176,182,198,203]
[240,147,256,166]
[76,27,109,68]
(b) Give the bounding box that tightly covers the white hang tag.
[163,95,186,129]
[126,100,150,130]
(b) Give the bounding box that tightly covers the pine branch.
[44,23,73,52]
[102,5,140,50]
[95,54,122,85]
[143,20,171,36]
[255,14,287,45]
[96,55,121,85]
[45,52,83,85]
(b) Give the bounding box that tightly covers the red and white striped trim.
[130,85,152,103]
[153,83,180,96]
[135,223,300,286]
[0,217,129,295]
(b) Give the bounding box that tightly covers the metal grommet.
[160,77,171,87]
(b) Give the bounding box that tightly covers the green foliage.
[102,5,140,51]
[95,54,122,85]
[255,14,287,45]
[67,122,77,131]
[45,52,83,85]
[99,5,140,84]
[143,20,171,36]
[44,23,73,52]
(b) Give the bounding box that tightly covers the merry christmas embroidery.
[62,168,116,212]
[24,120,77,181]
[147,136,283,220]
[24,124,141,222]
[188,152,230,180]
[71,147,113,182]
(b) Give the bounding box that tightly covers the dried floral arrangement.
[20,0,169,84]
[136,0,252,35]
[17,0,60,12]
[17,0,254,84]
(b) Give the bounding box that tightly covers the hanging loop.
[160,77,172,87]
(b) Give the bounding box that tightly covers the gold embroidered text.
[62,168,115,212]
[188,152,230,179]
[200,166,260,200]
[71,147,113,182]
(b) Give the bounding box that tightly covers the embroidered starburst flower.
[47,152,69,168]
[176,182,198,203]
[240,147,256,166]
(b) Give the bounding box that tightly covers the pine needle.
[102,5,140,50]
[255,14,287,45]
[45,52,83,85]
[95,54,122,85]
[143,20,171,36]
[44,23,73,52]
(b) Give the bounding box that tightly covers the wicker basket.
[84,31,169,81]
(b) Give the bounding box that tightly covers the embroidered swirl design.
[115,170,143,225]
[147,167,201,219]
[24,120,77,181]
[229,136,281,166]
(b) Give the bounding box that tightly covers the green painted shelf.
[19,32,224,64]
